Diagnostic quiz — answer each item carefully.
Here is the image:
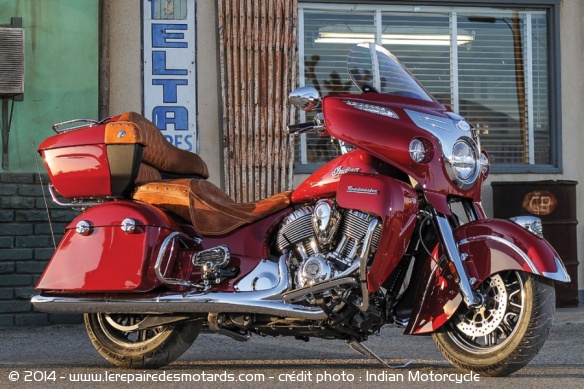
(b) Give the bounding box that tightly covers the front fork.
[432,209,481,307]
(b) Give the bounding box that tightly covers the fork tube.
[433,210,481,307]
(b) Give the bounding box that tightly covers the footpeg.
[193,245,230,267]
[193,246,235,284]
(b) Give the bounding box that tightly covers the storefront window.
[296,3,559,173]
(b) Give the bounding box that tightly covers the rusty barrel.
[491,180,579,307]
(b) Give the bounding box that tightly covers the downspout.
[99,0,111,119]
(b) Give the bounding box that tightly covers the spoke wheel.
[85,313,202,369]
[432,271,555,376]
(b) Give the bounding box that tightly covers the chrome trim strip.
[542,257,571,282]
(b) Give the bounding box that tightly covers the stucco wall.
[108,0,223,188]
[0,0,98,172]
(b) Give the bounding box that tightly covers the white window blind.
[296,3,554,172]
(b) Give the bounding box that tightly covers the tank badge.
[332,166,361,177]
[347,186,378,195]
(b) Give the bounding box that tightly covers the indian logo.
[332,166,360,177]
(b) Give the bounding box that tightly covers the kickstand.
[347,340,413,369]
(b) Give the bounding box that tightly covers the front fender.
[455,219,570,284]
[405,218,570,335]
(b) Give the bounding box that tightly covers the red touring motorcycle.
[33,43,569,376]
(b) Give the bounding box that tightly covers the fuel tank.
[292,150,389,204]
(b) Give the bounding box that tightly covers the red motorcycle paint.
[38,119,144,199]
[405,219,564,335]
[323,94,484,215]
[291,150,383,204]
[196,209,291,291]
[36,201,181,292]
[335,173,419,292]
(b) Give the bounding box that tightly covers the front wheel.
[84,313,202,369]
[432,271,555,376]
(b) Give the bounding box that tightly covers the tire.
[432,271,555,377]
[84,313,202,369]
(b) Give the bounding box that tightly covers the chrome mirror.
[289,86,321,112]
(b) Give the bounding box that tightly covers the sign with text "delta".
[143,0,197,152]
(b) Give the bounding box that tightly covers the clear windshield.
[347,42,435,102]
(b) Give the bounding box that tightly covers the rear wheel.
[432,271,555,376]
[84,313,202,369]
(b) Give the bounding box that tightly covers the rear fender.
[405,218,569,335]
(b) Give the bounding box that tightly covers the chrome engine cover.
[277,201,382,291]
[312,199,342,248]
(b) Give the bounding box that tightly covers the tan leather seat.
[116,112,209,182]
[133,179,292,236]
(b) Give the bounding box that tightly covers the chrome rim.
[97,314,167,348]
[447,271,526,353]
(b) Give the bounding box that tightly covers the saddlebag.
[35,201,188,292]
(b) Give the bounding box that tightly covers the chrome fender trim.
[543,257,571,282]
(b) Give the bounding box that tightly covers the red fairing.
[404,245,462,335]
[405,219,564,335]
[322,94,485,214]
[336,173,419,292]
[292,150,382,204]
[36,201,181,292]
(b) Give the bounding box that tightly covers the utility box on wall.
[0,26,24,97]
[492,180,579,307]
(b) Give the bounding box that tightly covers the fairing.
[336,173,419,292]
[322,94,485,214]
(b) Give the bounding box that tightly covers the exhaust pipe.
[32,256,327,320]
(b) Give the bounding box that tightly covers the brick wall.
[0,173,81,326]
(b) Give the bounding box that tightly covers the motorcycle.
[32,43,569,376]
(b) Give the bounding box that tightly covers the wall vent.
[0,27,25,97]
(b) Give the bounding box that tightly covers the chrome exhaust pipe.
[31,256,327,320]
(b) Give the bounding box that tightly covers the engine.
[276,199,382,290]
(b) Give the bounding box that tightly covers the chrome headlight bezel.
[445,138,480,190]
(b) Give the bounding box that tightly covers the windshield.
[347,42,435,102]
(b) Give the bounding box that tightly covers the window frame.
[295,0,562,174]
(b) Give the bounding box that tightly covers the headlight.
[451,141,476,180]
[446,139,479,189]
[409,139,426,163]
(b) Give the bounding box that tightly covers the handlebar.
[287,122,316,135]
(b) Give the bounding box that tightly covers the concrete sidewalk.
[554,303,584,325]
